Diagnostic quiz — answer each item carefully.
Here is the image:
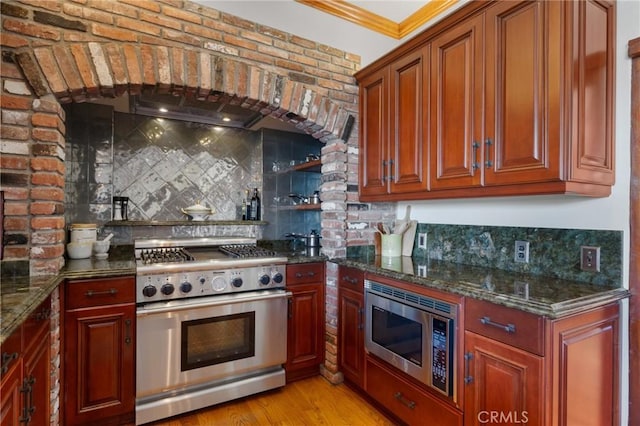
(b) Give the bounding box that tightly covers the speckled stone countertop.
[0,246,323,345]
[1,247,136,344]
[332,255,630,318]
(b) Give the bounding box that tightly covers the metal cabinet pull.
[295,271,316,278]
[19,376,34,424]
[125,319,132,345]
[472,141,480,170]
[382,159,387,182]
[85,288,118,297]
[343,276,358,284]
[464,352,474,384]
[393,391,416,409]
[1,352,19,374]
[388,159,394,181]
[480,316,516,333]
[484,138,493,168]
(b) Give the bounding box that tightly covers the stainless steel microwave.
[364,280,458,400]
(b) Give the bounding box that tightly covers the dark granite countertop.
[1,247,136,344]
[332,255,630,318]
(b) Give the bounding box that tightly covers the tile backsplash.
[413,224,622,286]
[349,223,622,286]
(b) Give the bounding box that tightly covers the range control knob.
[231,277,243,288]
[142,285,157,297]
[180,282,193,293]
[259,274,271,285]
[272,272,284,284]
[161,283,175,295]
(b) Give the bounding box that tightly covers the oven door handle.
[137,290,293,315]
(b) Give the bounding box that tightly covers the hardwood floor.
[148,376,396,426]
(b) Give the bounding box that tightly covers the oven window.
[371,305,422,366]
[181,312,255,371]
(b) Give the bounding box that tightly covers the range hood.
[130,93,265,129]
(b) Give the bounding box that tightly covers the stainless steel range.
[134,237,290,425]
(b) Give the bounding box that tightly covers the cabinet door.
[550,303,619,426]
[65,304,135,425]
[286,283,325,382]
[464,331,543,426]
[359,67,389,197]
[389,46,429,194]
[430,14,484,190]
[339,288,365,388]
[484,0,559,186]
[23,325,50,426]
[0,357,23,426]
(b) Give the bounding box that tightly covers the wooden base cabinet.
[285,262,325,382]
[0,296,51,426]
[337,266,366,389]
[64,277,136,426]
[464,299,620,426]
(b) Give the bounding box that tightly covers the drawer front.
[366,357,462,426]
[338,266,364,293]
[465,298,545,355]
[286,262,324,285]
[66,276,135,310]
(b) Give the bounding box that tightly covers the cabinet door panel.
[568,0,615,184]
[65,305,135,425]
[359,68,389,197]
[389,46,429,193]
[431,15,483,189]
[339,289,364,387]
[0,358,22,426]
[23,326,50,426]
[464,331,543,426]
[286,277,325,382]
[485,0,559,185]
[551,303,619,426]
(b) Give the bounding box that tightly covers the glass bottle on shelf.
[250,188,261,220]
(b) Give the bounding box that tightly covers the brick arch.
[15,42,353,140]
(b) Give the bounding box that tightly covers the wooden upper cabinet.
[484,0,557,186]
[356,0,615,200]
[359,67,388,198]
[358,46,429,200]
[389,46,429,194]
[430,14,484,190]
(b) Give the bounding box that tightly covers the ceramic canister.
[69,223,97,243]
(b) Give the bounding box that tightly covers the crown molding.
[295,0,460,39]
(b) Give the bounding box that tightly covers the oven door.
[136,289,290,400]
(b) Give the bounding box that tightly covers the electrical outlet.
[580,246,600,272]
[514,240,530,263]
[417,264,427,277]
[417,233,427,249]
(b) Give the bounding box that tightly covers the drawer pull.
[1,352,19,374]
[295,271,316,278]
[343,276,358,284]
[480,316,516,333]
[394,391,416,409]
[85,288,118,297]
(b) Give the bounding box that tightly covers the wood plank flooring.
[149,375,397,426]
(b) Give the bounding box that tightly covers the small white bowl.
[93,240,110,255]
[67,242,93,259]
